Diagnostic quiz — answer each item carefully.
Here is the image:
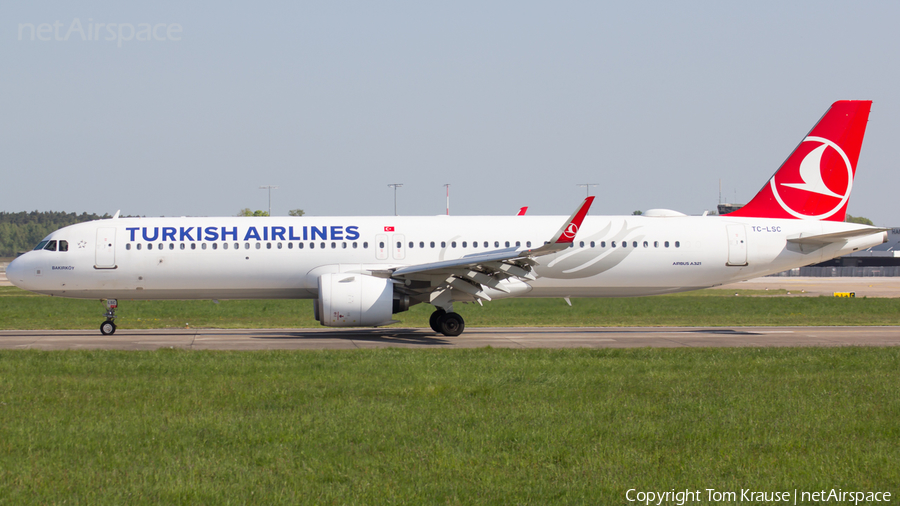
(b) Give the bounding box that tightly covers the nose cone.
[6,256,27,289]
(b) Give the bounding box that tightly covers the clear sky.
[2,1,898,224]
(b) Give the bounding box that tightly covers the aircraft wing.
[386,197,594,303]
[786,227,889,245]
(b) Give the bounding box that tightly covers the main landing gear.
[100,299,117,335]
[429,309,465,337]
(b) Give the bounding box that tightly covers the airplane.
[6,100,887,337]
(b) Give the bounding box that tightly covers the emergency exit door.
[726,224,748,266]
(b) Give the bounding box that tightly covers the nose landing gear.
[100,299,117,335]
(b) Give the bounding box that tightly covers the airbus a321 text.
[7,101,887,336]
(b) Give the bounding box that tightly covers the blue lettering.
[244,227,261,241]
[126,227,139,241]
[311,226,327,240]
[303,226,308,241]
[263,227,268,241]
[346,226,360,240]
[289,226,302,240]
[204,226,219,241]
[162,227,177,241]
[221,227,237,241]
[272,226,286,241]
[330,226,343,240]
[179,227,195,241]
[142,227,159,242]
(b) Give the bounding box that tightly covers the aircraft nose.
[6,256,27,289]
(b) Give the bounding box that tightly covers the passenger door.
[95,227,117,268]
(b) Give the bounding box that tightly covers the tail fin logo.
[770,136,853,220]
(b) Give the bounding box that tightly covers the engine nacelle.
[316,273,395,327]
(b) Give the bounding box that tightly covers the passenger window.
[622,241,627,248]
[44,240,57,251]
[419,241,424,248]
[409,241,414,248]
[526,241,531,247]
[590,241,595,248]
[126,243,132,250]
[505,241,510,247]
[299,242,304,249]
[665,241,670,248]
[342,242,347,249]
[245,243,250,249]
[170,243,175,250]
[256,243,261,249]
[331,242,335,249]
[451,242,457,248]
[278,243,283,249]
[579,241,584,247]
[352,242,357,249]
[288,242,294,249]
[379,242,385,249]
[654,241,659,248]
[611,241,616,247]
[643,241,648,248]
[462,242,467,248]
[158,243,164,250]
[223,243,228,250]
[633,241,638,248]
[675,241,680,248]
[266,243,271,249]
[202,243,208,250]
[494,241,499,247]
[430,241,435,248]
[137,243,142,250]
[363,242,368,248]
[311,243,316,249]
[212,243,217,250]
[59,240,68,252]
[515,241,520,247]
[441,241,446,248]
[396,242,401,249]
[191,243,196,250]
[320,242,325,249]
[180,243,185,250]
[34,241,48,250]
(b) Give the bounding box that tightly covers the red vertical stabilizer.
[728,100,871,221]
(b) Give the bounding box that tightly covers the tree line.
[0,211,110,257]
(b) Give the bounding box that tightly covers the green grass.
[1,285,898,330]
[0,348,897,504]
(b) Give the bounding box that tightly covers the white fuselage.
[6,214,885,300]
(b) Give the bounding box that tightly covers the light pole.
[259,185,278,216]
[387,183,403,216]
[576,183,598,198]
[443,184,450,215]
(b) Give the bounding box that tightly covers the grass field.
[0,347,897,504]
[1,286,898,330]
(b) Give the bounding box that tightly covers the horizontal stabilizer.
[786,227,888,245]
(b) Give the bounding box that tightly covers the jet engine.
[315,273,398,327]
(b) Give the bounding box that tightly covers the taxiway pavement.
[1,326,898,351]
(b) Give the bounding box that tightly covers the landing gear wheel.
[429,309,446,333]
[100,320,116,335]
[438,312,465,337]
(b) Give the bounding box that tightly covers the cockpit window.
[59,240,68,252]
[34,240,48,250]
[43,240,57,251]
